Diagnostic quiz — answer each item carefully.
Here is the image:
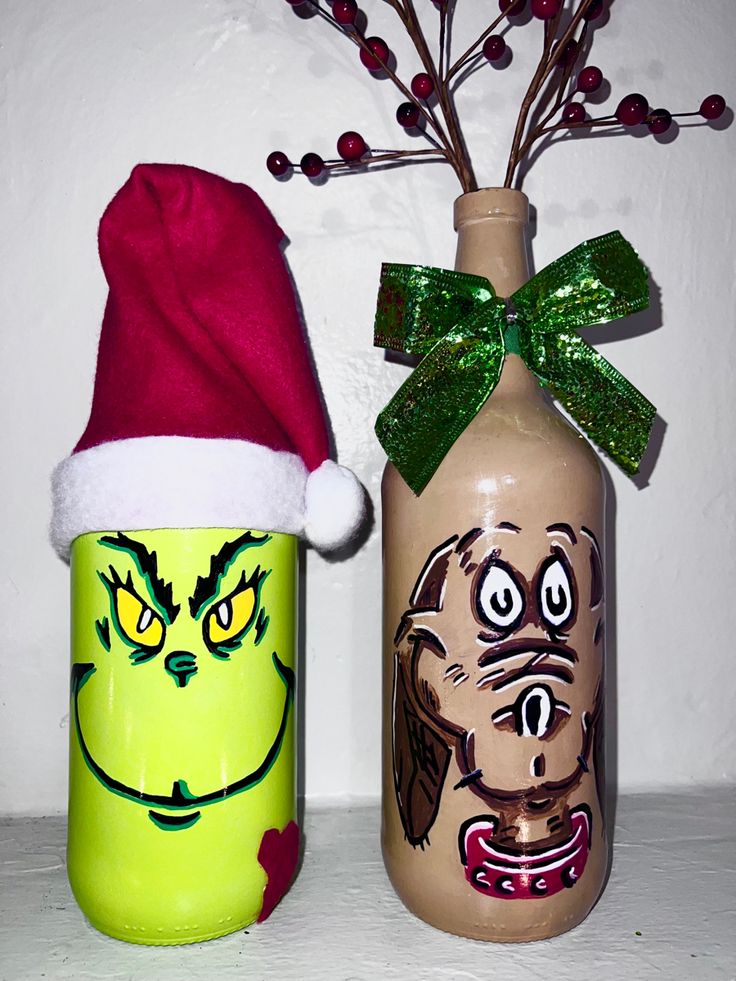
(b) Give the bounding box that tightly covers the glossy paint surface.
[382,190,607,941]
[68,528,297,944]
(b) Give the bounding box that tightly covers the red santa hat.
[51,163,365,559]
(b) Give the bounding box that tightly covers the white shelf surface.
[1,789,734,981]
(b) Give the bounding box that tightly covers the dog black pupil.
[526,696,542,736]
[491,588,513,617]
[546,584,567,616]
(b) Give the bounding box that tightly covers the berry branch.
[270,0,728,190]
[537,23,591,136]
[403,0,476,190]
[445,5,512,83]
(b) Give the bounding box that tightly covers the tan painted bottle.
[381,188,607,942]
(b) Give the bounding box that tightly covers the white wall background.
[1,0,734,815]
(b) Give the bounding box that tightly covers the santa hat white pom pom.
[304,461,366,552]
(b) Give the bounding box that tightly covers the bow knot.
[374,231,655,495]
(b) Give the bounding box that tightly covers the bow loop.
[518,329,655,476]
[375,264,496,356]
[512,231,650,334]
[374,231,655,495]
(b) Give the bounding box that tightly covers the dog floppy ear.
[392,644,451,847]
[391,534,458,847]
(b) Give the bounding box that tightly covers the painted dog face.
[392,521,604,848]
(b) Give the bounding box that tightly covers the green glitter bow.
[374,231,656,495]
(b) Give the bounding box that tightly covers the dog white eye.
[477,562,525,631]
[539,557,575,628]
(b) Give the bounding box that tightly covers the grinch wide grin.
[71,656,294,830]
[71,530,294,831]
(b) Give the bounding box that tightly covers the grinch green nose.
[164,651,198,688]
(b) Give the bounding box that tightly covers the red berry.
[360,36,390,71]
[332,0,358,25]
[562,102,586,124]
[531,0,561,19]
[647,109,672,135]
[499,0,525,12]
[577,66,603,94]
[300,153,325,178]
[583,0,604,19]
[337,131,367,161]
[615,93,649,126]
[396,102,420,128]
[411,72,434,99]
[266,151,291,176]
[700,94,726,120]
[482,35,507,62]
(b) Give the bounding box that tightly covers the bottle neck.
[453,188,530,294]
[453,188,538,400]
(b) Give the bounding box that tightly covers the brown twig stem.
[301,0,459,174]
[438,5,447,81]
[402,0,477,190]
[445,8,507,83]
[518,24,591,159]
[320,147,447,173]
[504,0,599,187]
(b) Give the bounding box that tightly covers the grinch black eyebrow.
[189,531,271,619]
[98,533,180,624]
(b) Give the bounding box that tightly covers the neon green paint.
[68,528,297,945]
[94,618,110,651]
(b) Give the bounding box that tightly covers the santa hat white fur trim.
[51,436,365,561]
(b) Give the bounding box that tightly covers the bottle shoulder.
[382,390,604,508]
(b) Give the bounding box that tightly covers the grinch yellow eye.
[205,585,256,648]
[115,586,164,649]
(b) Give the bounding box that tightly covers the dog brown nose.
[517,685,552,737]
[492,683,570,738]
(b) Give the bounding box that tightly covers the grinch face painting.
[392,521,604,902]
[49,165,365,945]
[68,528,298,941]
